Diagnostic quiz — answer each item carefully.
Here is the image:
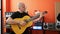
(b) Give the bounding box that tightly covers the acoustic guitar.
[11,11,47,34]
[11,13,40,34]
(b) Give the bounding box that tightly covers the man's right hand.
[9,20,26,26]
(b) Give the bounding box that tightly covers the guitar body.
[11,16,33,34]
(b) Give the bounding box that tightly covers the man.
[6,2,47,34]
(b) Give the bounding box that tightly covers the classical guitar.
[11,11,47,34]
[11,13,40,34]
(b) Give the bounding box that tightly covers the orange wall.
[6,0,11,11]
[2,0,6,33]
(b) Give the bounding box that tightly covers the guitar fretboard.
[25,13,40,23]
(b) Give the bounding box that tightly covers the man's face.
[19,4,26,12]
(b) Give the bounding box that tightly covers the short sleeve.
[10,12,17,19]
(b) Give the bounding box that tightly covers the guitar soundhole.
[18,26,21,29]
[17,24,21,29]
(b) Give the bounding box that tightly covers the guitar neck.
[25,13,40,23]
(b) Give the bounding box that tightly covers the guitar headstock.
[35,11,47,17]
